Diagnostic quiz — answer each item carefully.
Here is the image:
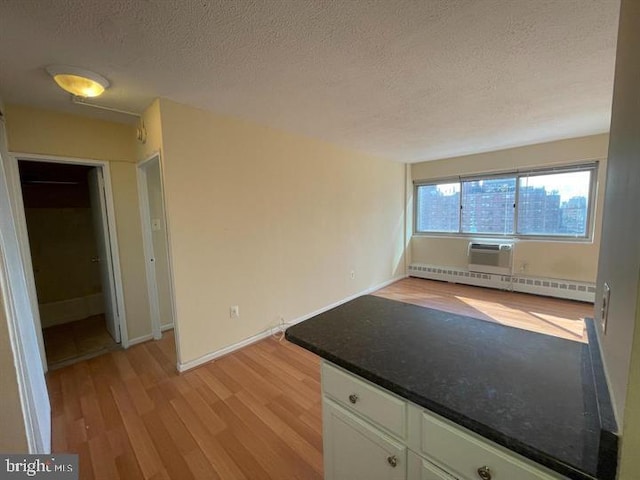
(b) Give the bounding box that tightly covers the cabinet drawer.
[408,451,457,480]
[322,361,407,438]
[324,399,406,480]
[421,411,563,480]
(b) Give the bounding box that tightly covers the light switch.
[151,219,162,231]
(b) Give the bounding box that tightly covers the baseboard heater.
[408,263,595,303]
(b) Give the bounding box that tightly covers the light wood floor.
[374,278,593,342]
[43,315,120,369]
[48,278,594,479]
[47,331,323,480]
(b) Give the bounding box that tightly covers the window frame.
[413,162,599,241]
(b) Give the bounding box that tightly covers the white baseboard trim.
[127,334,154,347]
[161,323,174,332]
[283,274,407,329]
[39,293,104,328]
[177,274,407,373]
[408,263,595,303]
[177,329,274,373]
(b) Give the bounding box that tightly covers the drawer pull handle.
[387,455,398,468]
[348,394,359,404]
[477,466,492,480]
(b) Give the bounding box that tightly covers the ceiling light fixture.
[46,65,110,98]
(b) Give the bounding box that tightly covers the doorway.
[17,160,122,368]
[138,154,175,339]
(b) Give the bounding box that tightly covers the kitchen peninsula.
[285,295,618,480]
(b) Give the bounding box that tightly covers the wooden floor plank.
[182,450,221,480]
[60,369,83,423]
[213,400,303,479]
[234,389,324,475]
[88,434,120,480]
[114,448,144,480]
[142,411,196,480]
[170,395,247,480]
[221,395,322,480]
[47,371,64,417]
[236,349,318,411]
[76,442,95,480]
[79,394,105,441]
[110,382,168,479]
[194,368,233,401]
[268,398,324,452]
[215,354,282,403]
[51,415,68,452]
[155,404,200,455]
[215,430,272,479]
[66,418,88,450]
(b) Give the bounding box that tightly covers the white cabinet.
[321,361,566,480]
[322,360,406,438]
[323,398,406,480]
[407,452,457,480]
[419,410,561,480]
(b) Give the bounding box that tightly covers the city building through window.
[415,163,597,239]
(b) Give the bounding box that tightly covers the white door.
[88,168,120,343]
[138,155,174,339]
[323,399,406,480]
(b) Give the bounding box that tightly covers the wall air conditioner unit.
[468,242,512,275]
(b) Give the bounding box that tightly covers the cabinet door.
[407,451,457,480]
[324,398,406,480]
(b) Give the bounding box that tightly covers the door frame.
[0,135,51,452]
[5,152,130,354]
[136,152,176,341]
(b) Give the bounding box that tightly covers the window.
[414,164,596,239]
[517,170,592,237]
[415,182,460,233]
[461,177,516,235]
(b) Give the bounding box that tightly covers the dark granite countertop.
[285,295,618,480]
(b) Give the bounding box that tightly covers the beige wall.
[4,105,152,341]
[597,2,640,477]
[410,134,609,283]
[109,162,153,340]
[4,106,136,161]
[137,99,164,161]
[156,99,406,365]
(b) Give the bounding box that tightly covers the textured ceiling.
[0,0,620,162]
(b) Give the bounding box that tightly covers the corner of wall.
[138,98,165,162]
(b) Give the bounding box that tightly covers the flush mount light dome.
[46,65,110,98]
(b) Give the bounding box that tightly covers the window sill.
[411,232,594,244]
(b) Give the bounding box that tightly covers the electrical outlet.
[230,305,240,319]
